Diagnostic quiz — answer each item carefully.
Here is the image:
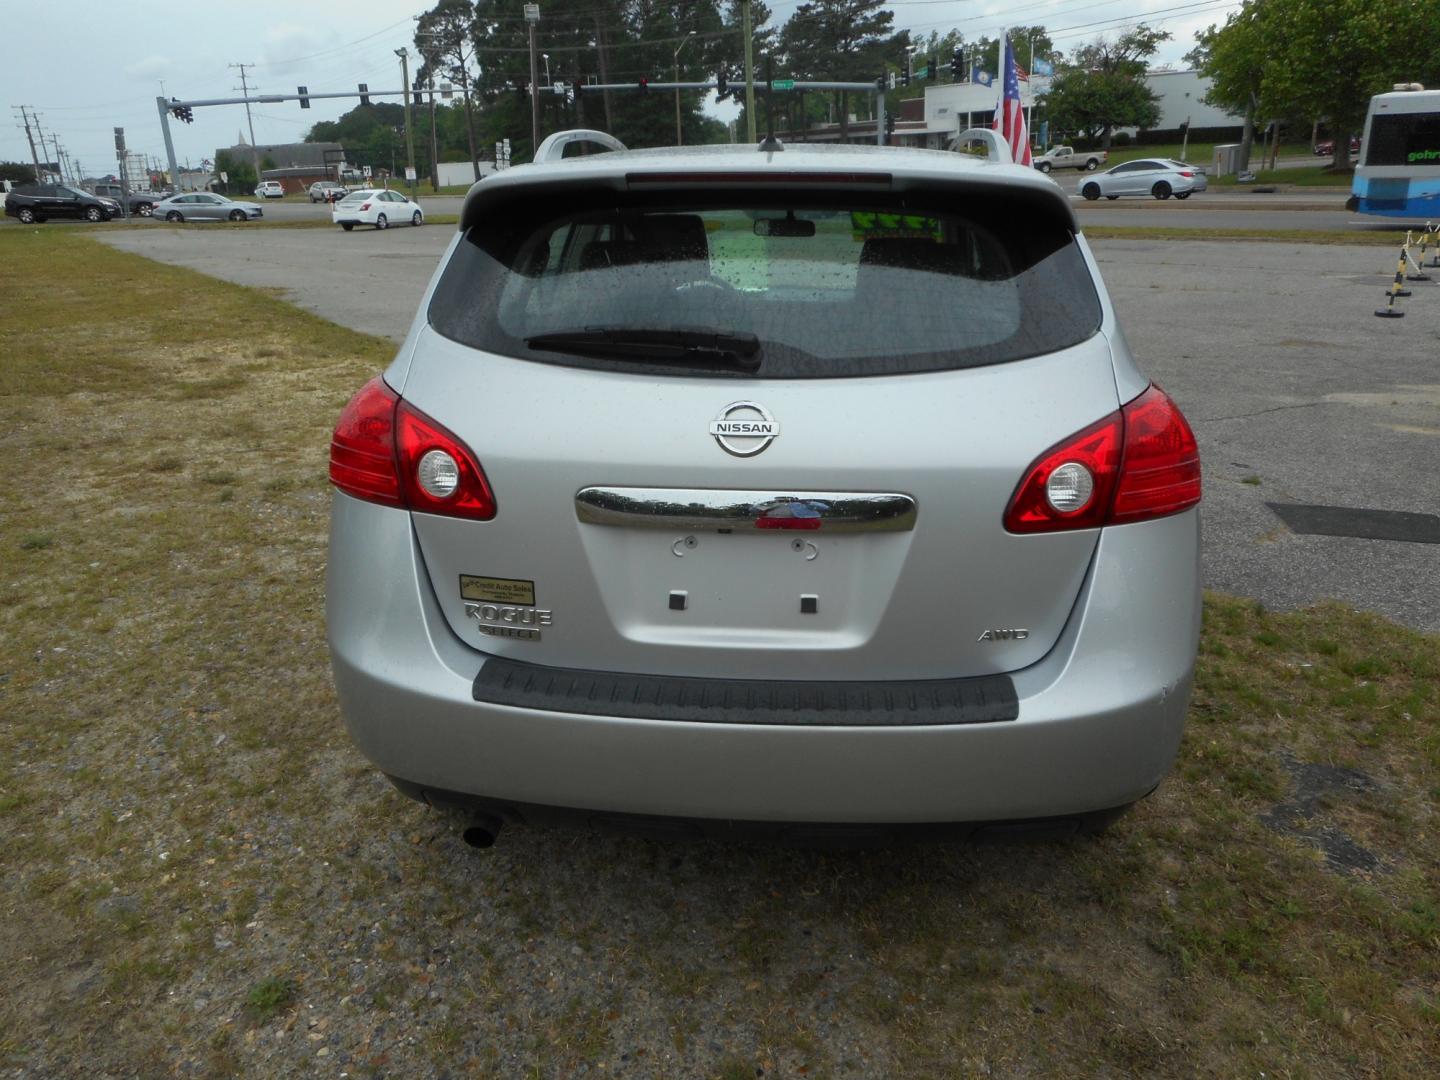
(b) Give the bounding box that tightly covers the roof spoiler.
[532,129,627,164]
[952,128,1011,164]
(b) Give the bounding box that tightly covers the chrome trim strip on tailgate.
[574,487,918,533]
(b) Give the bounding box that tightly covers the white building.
[1136,69,1241,132]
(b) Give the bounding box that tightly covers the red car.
[1314,136,1360,157]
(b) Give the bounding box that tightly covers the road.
[95,227,1440,632]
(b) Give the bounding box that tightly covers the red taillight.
[329,376,496,520]
[330,377,402,507]
[1109,385,1201,523]
[1179,170,1194,178]
[360,202,371,210]
[1003,385,1200,534]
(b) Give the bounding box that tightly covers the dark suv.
[4,183,117,224]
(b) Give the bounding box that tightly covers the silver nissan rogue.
[326,132,1202,846]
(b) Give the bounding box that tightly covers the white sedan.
[1079,159,1208,201]
[332,189,425,231]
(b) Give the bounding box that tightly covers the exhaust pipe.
[461,813,504,849]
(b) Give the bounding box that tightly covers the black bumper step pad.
[472,656,1018,727]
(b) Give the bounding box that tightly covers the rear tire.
[411,210,422,226]
[1152,181,1172,200]
[166,211,183,222]
[375,213,388,231]
[17,207,36,224]
[229,210,246,221]
[84,206,103,222]
[1081,183,1101,201]
[137,203,153,217]
[1085,159,1099,171]
[341,223,354,232]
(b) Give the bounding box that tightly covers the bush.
[1114,132,1132,146]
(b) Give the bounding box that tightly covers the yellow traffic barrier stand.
[1376,243,1409,318]
[1404,230,1432,282]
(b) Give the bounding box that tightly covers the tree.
[1194,0,1440,173]
[213,150,255,194]
[1042,25,1170,148]
[0,162,37,185]
[417,0,484,179]
[1186,9,1264,170]
[781,0,905,141]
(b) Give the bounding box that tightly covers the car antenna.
[758,53,783,152]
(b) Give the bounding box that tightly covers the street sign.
[770,79,795,91]
[405,166,417,182]
[220,171,229,182]
[915,66,929,80]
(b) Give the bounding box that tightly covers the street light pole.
[396,48,416,189]
[673,30,697,146]
[525,4,541,157]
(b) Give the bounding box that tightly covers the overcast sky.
[3,0,1241,179]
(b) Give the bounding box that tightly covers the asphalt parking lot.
[97,226,1440,632]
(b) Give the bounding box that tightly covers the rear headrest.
[635,214,708,260]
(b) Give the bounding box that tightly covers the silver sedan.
[1080,159,1208,201]
[150,192,264,222]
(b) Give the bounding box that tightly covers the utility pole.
[427,68,439,192]
[156,96,181,191]
[525,5,541,158]
[15,106,44,181]
[742,0,757,143]
[229,62,262,183]
[395,48,416,190]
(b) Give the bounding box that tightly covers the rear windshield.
[428,189,1101,378]
[340,191,373,202]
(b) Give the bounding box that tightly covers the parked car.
[90,183,167,217]
[254,180,285,199]
[4,183,117,224]
[149,192,264,222]
[325,132,1203,846]
[1032,145,1108,173]
[331,188,424,231]
[1314,137,1361,157]
[309,181,348,203]
[1080,159,1208,200]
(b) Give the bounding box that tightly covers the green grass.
[1,227,1438,1076]
[1214,163,1355,188]
[1085,225,1410,246]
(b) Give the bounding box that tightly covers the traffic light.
[638,77,649,95]
[298,85,310,109]
[951,49,963,80]
[885,113,896,137]
[573,79,585,102]
[929,56,937,80]
[900,56,911,88]
[516,80,529,101]
[169,99,194,124]
[716,71,729,102]
[358,83,370,106]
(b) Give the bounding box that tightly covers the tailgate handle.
[574,487,917,533]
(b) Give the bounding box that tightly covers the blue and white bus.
[1349,85,1440,218]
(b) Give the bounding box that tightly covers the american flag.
[992,36,1032,167]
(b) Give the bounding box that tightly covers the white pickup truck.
[1033,146,1108,173]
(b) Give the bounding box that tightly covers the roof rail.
[532,129,627,164]
[952,128,1011,164]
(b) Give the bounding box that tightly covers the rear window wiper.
[525,327,761,371]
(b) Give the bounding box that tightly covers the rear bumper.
[327,495,1200,824]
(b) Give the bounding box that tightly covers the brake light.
[1179,170,1194,177]
[1003,385,1200,533]
[329,376,496,520]
[360,202,371,210]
